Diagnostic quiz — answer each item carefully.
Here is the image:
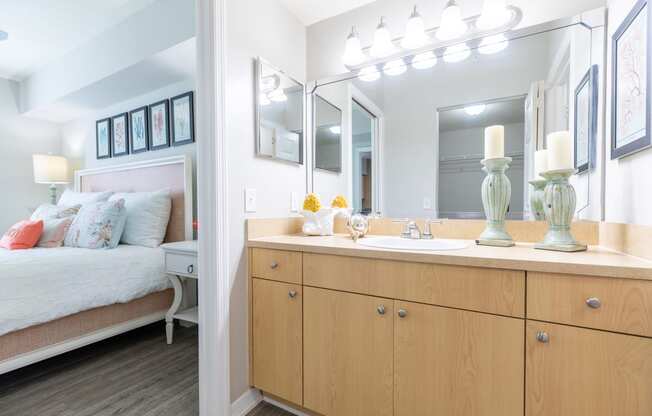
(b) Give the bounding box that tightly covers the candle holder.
[528,179,547,221]
[477,157,515,247]
[535,169,587,252]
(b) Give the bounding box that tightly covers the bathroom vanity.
[247,227,652,416]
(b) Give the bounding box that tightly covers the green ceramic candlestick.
[477,157,515,247]
[528,179,547,221]
[535,169,587,252]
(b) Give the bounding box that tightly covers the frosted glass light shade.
[443,43,470,63]
[411,51,437,69]
[436,1,467,41]
[383,59,407,76]
[478,34,509,54]
[476,0,511,30]
[342,27,366,66]
[33,154,69,184]
[358,66,381,82]
[401,7,430,49]
[370,17,397,58]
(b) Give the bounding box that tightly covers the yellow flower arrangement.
[331,195,348,208]
[303,193,322,213]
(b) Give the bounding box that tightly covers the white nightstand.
[161,240,198,344]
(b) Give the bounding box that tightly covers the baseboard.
[231,388,262,416]
[262,396,311,416]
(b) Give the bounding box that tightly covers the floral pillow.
[64,199,127,249]
[31,203,81,221]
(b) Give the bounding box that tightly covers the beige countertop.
[248,234,652,280]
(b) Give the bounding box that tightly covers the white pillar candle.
[547,131,573,171]
[534,149,548,178]
[484,125,504,159]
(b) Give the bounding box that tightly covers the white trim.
[0,312,165,375]
[262,396,311,416]
[231,389,262,416]
[75,155,194,241]
[196,0,230,415]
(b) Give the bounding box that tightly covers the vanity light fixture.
[383,59,407,76]
[330,126,342,135]
[401,6,430,49]
[370,17,398,58]
[358,65,381,82]
[0,30,7,41]
[478,34,509,54]
[258,93,271,106]
[268,88,288,102]
[476,0,512,30]
[443,43,471,63]
[411,51,438,69]
[465,104,486,115]
[436,0,468,41]
[342,26,366,66]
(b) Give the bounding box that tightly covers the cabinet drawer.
[304,253,525,317]
[251,248,302,284]
[528,272,652,337]
[166,252,198,277]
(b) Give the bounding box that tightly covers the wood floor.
[0,322,292,416]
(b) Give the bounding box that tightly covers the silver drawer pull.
[270,261,279,269]
[377,305,386,315]
[288,290,297,299]
[585,297,601,309]
[536,331,550,343]
[187,264,194,274]
[398,309,407,318]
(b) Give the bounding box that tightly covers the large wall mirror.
[256,57,304,164]
[310,15,603,220]
[314,94,343,172]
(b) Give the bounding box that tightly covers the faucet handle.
[392,218,412,238]
[422,218,446,239]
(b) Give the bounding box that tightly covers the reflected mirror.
[256,58,304,164]
[314,95,342,172]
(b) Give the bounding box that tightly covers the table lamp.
[33,154,70,205]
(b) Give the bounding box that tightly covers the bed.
[0,155,193,375]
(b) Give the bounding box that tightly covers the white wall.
[225,0,307,402]
[604,0,652,225]
[0,78,62,232]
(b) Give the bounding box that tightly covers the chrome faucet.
[394,218,446,239]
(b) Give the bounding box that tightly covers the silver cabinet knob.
[398,309,407,318]
[270,261,279,269]
[187,264,194,274]
[585,297,601,309]
[536,331,550,343]
[288,290,297,299]
[377,305,386,315]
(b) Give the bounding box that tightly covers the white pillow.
[31,203,81,220]
[109,189,172,247]
[57,190,113,207]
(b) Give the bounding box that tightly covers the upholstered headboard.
[74,155,193,243]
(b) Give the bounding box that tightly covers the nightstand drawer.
[166,252,198,277]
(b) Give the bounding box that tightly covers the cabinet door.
[252,278,302,405]
[303,287,393,416]
[395,301,524,416]
[526,321,652,416]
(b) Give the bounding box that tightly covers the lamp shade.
[33,154,70,184]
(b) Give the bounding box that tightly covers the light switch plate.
[290,192,299,212]
[245,188,257,212]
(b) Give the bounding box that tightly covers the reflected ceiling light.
[0,31,7,42]
[443,43,470,63]
[268,88,287,102]
[411,51,438,69]
[383,59,407,76]
[330,126,342,134]
[464,104,486,115]
[370,17,398,58]
[436,0,468,41]
[478,34,509,54]
[476,0,511,30]
[401,6,430,49]
[342,26,366,66]
[259,93,271,106]
[358,65,381,82]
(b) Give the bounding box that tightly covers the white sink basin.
[357,236,469,251]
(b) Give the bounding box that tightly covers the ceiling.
[439,98,526,132]
[280,0,377,26]
[0,0,156,80]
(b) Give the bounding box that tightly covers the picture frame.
[171,91,195,146]
[574,65,598,173]
[111,113,130,157]
[149,99,171,150]
[96,118,112,159]
[129,106,149,154]
[611,0,651,159]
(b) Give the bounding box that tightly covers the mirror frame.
[313,93,343,173]
[255,56,305,165]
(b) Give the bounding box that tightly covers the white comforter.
[0,245,171,336]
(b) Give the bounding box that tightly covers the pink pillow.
[0,220,44,250]
[37,217,73,248]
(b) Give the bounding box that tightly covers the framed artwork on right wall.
[611,0,651,159]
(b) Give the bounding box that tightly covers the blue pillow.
[64,199,127,249]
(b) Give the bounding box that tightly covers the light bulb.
[383,59,407,76]
[401,6,430,49]
[436,0,468,41]
[330,126,342,135]
[411,51,437,69]
[476,0,511,30]
[259,93,271,106]
[342,26,366,66]
[478,34,509,54]
[370,17,397,58]
[443,43,470,63]
[268,88,287,102]
[358,66,381,82]
[464,104,486,115]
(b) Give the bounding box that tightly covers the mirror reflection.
[314,95,342,172]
